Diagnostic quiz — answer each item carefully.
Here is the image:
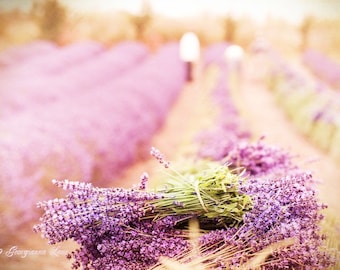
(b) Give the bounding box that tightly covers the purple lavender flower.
[150,147,170,168]
[33,152,255,269]
[34,179,189,269]
[198,169,333,269]
[224,137,296,176]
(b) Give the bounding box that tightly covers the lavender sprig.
[33,179,189,269]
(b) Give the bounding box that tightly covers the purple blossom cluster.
[225,136,296,176]
[303,49,340,89]
[0,42,186,242]
[34,179,189,270]
[196,43,250,160]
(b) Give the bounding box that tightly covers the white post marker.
[179,32,200,82]
[224,44,244,74]
[224,44,244,90]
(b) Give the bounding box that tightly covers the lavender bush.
[202,42,230,68]
[7,40,104,75]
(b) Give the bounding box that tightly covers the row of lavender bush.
[303,49,340,89]
[0,41,149,118]
[0,42,186,244]
[0,40,57,67]
[266,49,340,162]
[197,42,251,160]
[33,43,335,269]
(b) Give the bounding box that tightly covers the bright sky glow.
[1,0,339,24]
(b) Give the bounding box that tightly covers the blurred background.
[0,0,340,57]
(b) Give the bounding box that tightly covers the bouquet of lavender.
[34,147,336,269]
[34,147,253,269]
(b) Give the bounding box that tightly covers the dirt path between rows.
[117,65,219,188]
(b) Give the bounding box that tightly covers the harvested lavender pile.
[34,146,336,269]
[33,148,253,270]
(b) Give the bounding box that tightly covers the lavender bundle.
[33,148,253,269]
[148,148,253,228]
[152,145,336,269]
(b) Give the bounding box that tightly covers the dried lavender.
[224,136,296,176]
[34,145,335,269]
[195,136,334,268]
[33,179,189,269]
[196,169,334,269]
[149,150,334,269]
[34,148,253,269]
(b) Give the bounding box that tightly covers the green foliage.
[128,0,152,40]
[223,15,237,42]
[299,16,314,51]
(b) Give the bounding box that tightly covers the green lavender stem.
[148,163,253,228]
